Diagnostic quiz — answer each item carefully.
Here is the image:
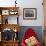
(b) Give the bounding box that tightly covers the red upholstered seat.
[21,28,41,46]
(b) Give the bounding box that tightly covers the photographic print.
[2,10,9,15]
[23,8,37,20]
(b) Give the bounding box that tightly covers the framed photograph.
[9,10,18,15]
[23,8,37,20]
[2,10,9,15]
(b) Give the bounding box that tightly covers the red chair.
[21,28,41,46]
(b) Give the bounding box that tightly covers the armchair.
[21,28,41,46]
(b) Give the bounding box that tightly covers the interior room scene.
[0,0,45,46]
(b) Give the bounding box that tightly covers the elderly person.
[21,28,41,46]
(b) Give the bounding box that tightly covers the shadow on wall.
[18,26,44,44]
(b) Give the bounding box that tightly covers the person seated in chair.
[21,28,41,46]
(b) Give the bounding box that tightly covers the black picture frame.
[23,8,37,20]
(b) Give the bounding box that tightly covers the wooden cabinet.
[43,0,46,46]
[0,41,19,46]
[44,29,46,46]
[0,7,19,46]
[2,41,19,46]
[43,0,46,27]
[0,41,2,46]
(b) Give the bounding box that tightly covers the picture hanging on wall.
[23,8,37,20]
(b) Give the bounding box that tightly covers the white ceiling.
[0,0,15,1]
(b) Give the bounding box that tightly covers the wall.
[0,0,44,26]
[17,0,44,26]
